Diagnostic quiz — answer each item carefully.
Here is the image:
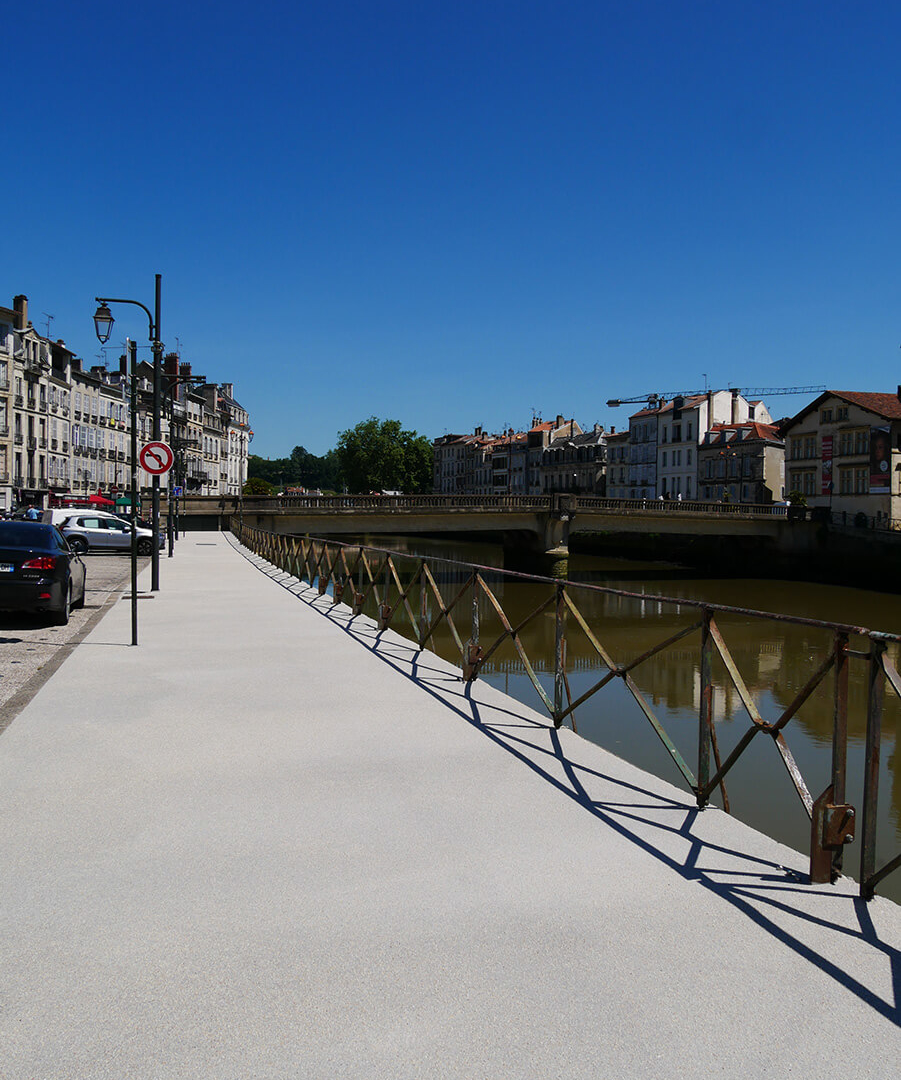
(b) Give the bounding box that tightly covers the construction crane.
[605,385,826,408]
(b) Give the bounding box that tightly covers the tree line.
[246,417,433,495]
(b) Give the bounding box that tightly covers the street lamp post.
[93,275,163,591]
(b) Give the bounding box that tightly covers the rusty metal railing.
[234,521,901,900]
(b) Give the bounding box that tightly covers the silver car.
[61,511,159,556]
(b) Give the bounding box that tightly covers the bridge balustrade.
[238,493,788,516]
[234,520,901,901]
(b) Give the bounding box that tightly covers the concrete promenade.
[1,534,899,1078]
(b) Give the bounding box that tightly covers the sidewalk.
[1,533,898,1078]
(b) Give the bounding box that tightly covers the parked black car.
[0,522,87,625]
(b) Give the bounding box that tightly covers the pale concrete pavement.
[0,533,898,1078]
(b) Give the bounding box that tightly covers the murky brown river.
[333,533,901,905]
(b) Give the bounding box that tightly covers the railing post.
[463,574,481,681]
[831,631,850,878]
[353,549,365,615]
[378,558,392,630]
[553,582,565,727]
[861,637,886,899]
[697,608,713,807]
[419,560,428,648]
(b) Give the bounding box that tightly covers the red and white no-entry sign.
[139,441,175,475]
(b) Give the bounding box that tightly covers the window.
[854,466,868,494]
[687,449,692,465]
[662,451,668,467]
[821,408,833,423]
[837,406,849,421]
[855,430,869,455]
[673,424,681,442]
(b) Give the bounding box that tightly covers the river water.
[327,532,901,904]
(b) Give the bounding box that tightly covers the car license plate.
[0,563,13,573]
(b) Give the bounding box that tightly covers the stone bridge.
[176,493,816,558]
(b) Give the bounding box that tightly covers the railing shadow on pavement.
[232,523,901,904]
[228,534,901,1027]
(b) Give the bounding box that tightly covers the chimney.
[731,388,739,424]
[610,426,616,434]
[164,352,179,378]
[12,295,28,331]
[179,362,192,379]
[119,356,127,376]
[556,414,564,428]
[897,385,901,403]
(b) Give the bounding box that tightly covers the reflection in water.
[324,533,901,904]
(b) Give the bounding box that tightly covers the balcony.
[38,437,47,449]
[27,437,37,449]
[14,395,23,406]
[0,424,7,437]
[0,471,8,483]
[51,439,58,450]
[13,475,24,487]
[14,433,23,446]
[61,441,69,452]
[50,403,58,412]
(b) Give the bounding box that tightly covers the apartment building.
[698,422,785,503]
[626,408,658,499]
[782,391,901,524]
[605,430,631,499]
[539,423,606,494]
[0,294,251,510]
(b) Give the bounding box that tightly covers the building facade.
[698,422,785,504]
[782,391,901,525]
[0,294,251,511]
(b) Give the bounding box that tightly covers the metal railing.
[234,521,901,901]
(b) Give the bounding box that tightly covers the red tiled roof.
[784,390,901,430]
[709,422,781,441]
[831,391,901,420]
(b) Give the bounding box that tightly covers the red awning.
[88,493,116,506]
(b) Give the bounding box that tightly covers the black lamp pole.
[128,339,138,645]
[93,274,162,591]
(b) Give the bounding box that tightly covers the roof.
[784,390,901,430]
[703,422,783,447]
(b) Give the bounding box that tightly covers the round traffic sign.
[139,441,175,475]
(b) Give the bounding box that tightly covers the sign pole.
[128,339,138,646]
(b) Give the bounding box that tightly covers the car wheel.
[137,538,153,556]
[68,536,88,554]
[53,582,72,626]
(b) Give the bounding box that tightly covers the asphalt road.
[0,552,149,728]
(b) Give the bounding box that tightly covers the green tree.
[243,476,276,495]
[335,418,433,493]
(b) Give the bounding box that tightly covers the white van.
[41,509,79,529]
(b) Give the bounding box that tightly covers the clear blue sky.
[4,1,901,457]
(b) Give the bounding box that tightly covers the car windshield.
[0,523,57,548]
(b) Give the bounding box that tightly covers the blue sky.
[4,1,901,457]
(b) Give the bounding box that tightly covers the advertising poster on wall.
[869,426,891,494]
[821,435,833,495]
